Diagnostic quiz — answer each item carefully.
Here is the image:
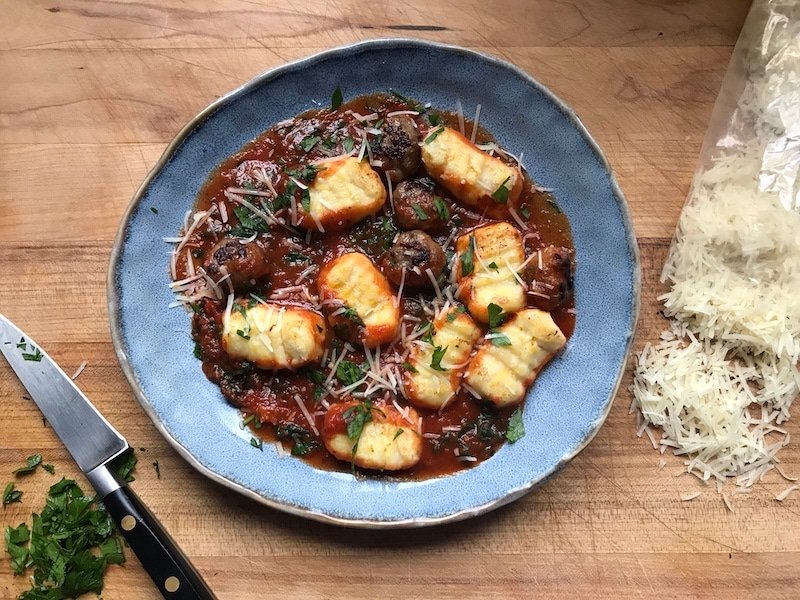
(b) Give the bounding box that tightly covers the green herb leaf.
[430,346,448,371]
[427,112,442,126]
[342,137,355,153]
[490,333,512,346]
[519,204,531,219]
[285,251,311,265]
[41,464,55,475]
[460,234,476,276]
[342,400,375,458]
[21,347,42,362]
[236,329,250,340]
[487,303,506,329]
[4,522,31,574]
[341,307,364,326]
[411,203,429,221]
[393,429,404,440]
[505,408,525,442]
[331,86,343,110]
[193,342,202,360]
[275,423,319,456]
[491,176,512,204]
[301,189,311,212]
[433,196,449,221]
[424,126,445,144]
[149,207,158,214]
[110,451,137,483]
[13,454,43,476]
[250,437,264,451]
[487,261,499,272]
[2,482,22,508]
[336,361,366,387]
[306,369,325,385]
[547,198,563,214]
[230,204,268,238]
[402,361,418,374]
[299,135,321,152]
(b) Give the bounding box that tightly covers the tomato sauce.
[177,93,575,480]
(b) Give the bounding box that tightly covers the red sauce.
[177,93,575,480]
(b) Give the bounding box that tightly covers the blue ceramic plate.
[108,39,639,528]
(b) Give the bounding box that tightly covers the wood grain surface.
[4,1,799,598]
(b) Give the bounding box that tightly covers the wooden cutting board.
[3,1,799,598]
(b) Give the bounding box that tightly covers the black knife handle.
[102,485,216,599]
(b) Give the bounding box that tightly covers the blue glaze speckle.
[108,39,639,528]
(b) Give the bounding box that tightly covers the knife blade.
[0,313,216,600]
[0,314,128,473]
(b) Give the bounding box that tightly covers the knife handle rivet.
[165,576,181,592]
[120,515,136,531]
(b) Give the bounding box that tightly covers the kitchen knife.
[0,314,216,600]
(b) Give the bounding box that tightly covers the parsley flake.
[2,482,22,508]
[331,86,343,110]
[490,333,513,346]
[402,361,418,374]
[506,408,525,442]
[430,346,448,371]
[250,437,264,451]
[393,429,404,440]
[299,135,321,152]
[487,303,506,329]
[424,126,445,144]
[491,176,512,204]
[460,234,476,276]
[433,196,449,221]
[12,454,43,476]
[411,203,428,221]
[342,137,355,153]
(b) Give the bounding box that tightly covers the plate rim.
[107,38,641,529]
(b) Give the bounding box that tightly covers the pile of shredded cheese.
[633,2,800,501]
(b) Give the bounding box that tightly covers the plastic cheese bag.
[632,0,800,494]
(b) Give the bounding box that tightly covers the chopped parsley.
[341,307,364,326]
[430,346,448,372]
[110,451,137,483]
[230,204,268,238]
[250,436,264,451]
[331,86,343,110]
[491,176,512,204]
[519,204,531,219]
[336,360,366,387]
[42,464,55,475]
[149,207,158,214]
[12,454,43,476]
[342,137,355,153]
[285,251,311,265]
[433,196,449,221]
[427,112,442,126]
[487,303,506,329]
[236,329,251,340]
[2,482,22,508]
[490,333,512,346]
[193,342,202,360]
[424,126,445,144]
[487,261,499,272]
[393,429,404,440]
[505,408,525,442]
[3,478,125,597]
[301,189,311,212]
[402,361,418,373]
[299,135,321,153]
[20,342,42,362]
[343,400,382,460]
[275,423,319,456]
[460,234,476,276]
[445,306,466,322]
[411,203,428,221]
[547,198,563,214]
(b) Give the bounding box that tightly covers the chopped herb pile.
[110,451,137,484]
[3,478,125,599]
